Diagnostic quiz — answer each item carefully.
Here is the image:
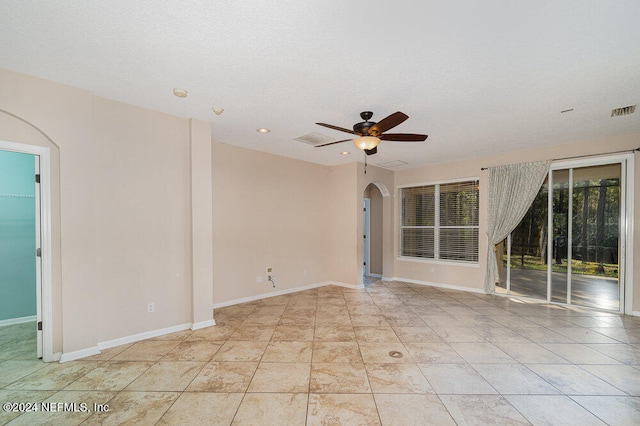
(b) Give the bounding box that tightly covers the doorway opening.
[0,141,53,360]
[496,154,632,313]
[363,183,383,284]
[364,197,370,277]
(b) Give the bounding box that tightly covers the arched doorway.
[363,183,384,283]
[1,110,58,362]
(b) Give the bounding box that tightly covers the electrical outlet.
[303,269,308,276]
[147,303,154,313]
[256,276,263,283]
[266,267,273,274]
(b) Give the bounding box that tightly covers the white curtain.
[485,160,551,293]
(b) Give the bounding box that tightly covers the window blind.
[400,180,479,262]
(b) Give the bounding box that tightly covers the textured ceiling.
[1,1,639,169]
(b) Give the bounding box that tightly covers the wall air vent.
[611,105,636,117]
[294,132,334,146]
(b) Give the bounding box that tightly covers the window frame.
[398,177,480,266]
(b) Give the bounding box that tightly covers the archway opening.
[363,183,384,285]
[1,110,59,362]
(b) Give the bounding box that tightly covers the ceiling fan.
[315,111,428,155]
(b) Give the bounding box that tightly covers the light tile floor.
[1,281,640,425]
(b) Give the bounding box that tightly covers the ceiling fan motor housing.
[353,120,375,135]
[353,111,378,135]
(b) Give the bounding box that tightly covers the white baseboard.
[213,282,329,309]
[0,315,36,327]
[191,319,216,330]
[59,322,197,363]
[388,277,485,294]
[212,281,371,309]
[367,273,382,278]
[60,346,100,363]
[331,281,365,290]
[632,311,640,317]
[98,322,193,351]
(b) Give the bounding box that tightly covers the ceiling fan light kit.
[353,136,380,150]
[315,111,428,155]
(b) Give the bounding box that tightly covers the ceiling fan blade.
[380,133,428,141]
[316,122,357,135]
[368,111,408,135]
[365,147,377,155]
[314,138,352,147]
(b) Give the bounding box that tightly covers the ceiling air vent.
[611,105,636,117]
[378,160,408,168]
[294,132,334,146]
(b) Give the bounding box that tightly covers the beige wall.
[329,163,360,285]
[92,98,194,341]
[211,141,332,304]
[394,132,640,311]
[190,119,215,325]
[0,68,208,355]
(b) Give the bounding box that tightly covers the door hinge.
[35,174,41,183]
[37,321,42,331]
[36,248,42,257]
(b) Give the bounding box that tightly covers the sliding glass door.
[496,156,627,312]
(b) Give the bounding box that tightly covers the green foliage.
[503,255,618,278]
[509,174,620,267]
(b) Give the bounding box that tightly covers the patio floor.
[496,268,620,311]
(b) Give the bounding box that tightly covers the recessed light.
[173,88,188,98]
[340,151,350,155]
[212,107,224,115]
[256,128,270,133]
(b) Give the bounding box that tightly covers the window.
[400,180,479,262]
